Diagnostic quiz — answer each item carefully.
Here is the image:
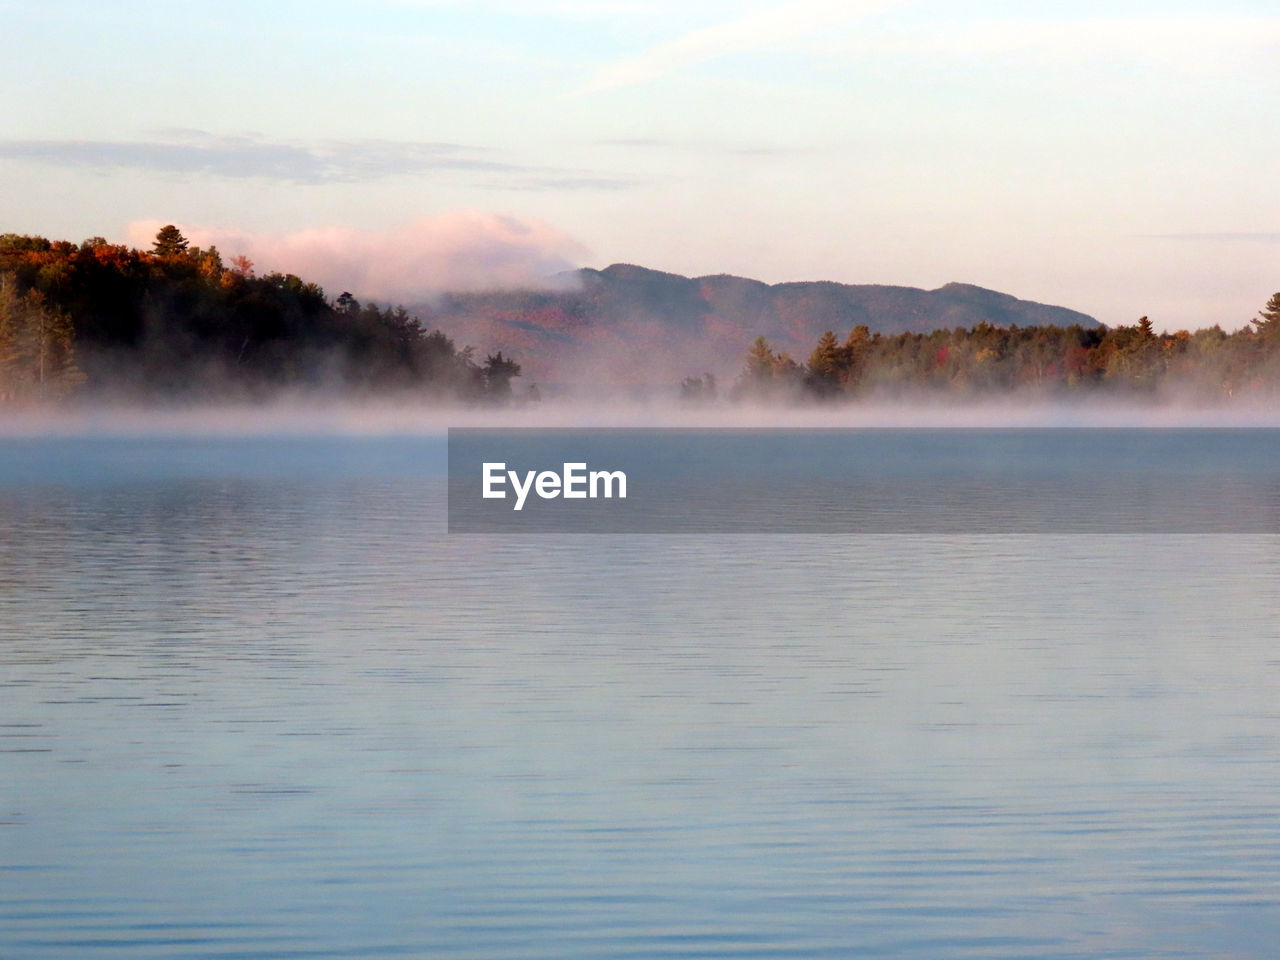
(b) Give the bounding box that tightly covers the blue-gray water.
[3,431,1280,958]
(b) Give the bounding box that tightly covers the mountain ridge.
[415,263,1100,384]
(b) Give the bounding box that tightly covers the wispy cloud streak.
[0,133,508,183]
[581,0,902,92]
[0,130,637,190]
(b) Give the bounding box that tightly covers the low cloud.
[126,213,588,300]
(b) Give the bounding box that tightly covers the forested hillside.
[416,263,1101,383]
[715,303,1280,403]
[0,227,519,403]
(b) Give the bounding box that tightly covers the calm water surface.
[2,433,1280,958]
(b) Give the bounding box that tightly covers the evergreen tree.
[744,336,776,381]
[482,351,521,399]
[0,275,83,401]
[1254,292,1280,338]
[841,325,872,392]
[808,330,840,375]
[807,330,842,395]
[19,290,80,398]
[152,224,190,257]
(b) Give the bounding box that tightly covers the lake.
[3,429,1279,958]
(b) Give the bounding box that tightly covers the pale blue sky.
[2,0,1277,329]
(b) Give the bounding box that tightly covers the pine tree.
[808,331,841,376]
[1255,292,1280,338]
[841,325,871,392]
[807,330,842,396]
[745,336,776,381]
[152,224,190,257]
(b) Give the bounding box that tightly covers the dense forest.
[0,227,520,403]
[692,300,1280,404]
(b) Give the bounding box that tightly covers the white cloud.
[581,0,903,92]
[125,213,588,301]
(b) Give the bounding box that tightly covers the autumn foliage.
[735,310,1280,402]
[0,228,517,403]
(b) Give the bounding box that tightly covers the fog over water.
[6,395,1280,438]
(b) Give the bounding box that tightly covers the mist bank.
[8,394,1280,440]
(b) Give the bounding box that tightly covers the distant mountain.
[413,264,1100,385]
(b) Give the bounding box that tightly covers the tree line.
[0,227,521,404]
[715,297,1280,403]
[7,225,1277,407]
